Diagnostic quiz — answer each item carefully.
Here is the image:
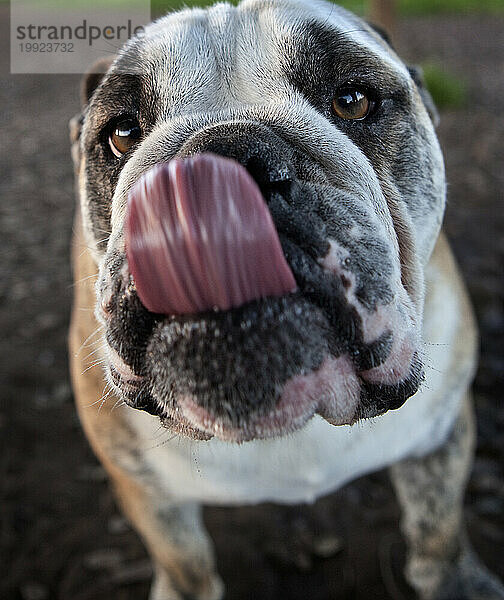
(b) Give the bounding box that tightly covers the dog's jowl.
[69,1,504,598]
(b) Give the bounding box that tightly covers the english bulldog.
[69,0,504,598]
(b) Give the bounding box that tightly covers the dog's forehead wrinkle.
[141,29,220,117]
[240,0,408,77]
[136,10,290,113]
[116,0,406,120]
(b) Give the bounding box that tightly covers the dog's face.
[73,0,445,442]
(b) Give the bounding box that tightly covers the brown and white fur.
[69,1,504,598]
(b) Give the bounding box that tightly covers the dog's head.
[71,0,445,442]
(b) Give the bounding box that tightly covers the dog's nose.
[176,121,296,189]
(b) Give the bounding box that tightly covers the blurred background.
[1,1,503,598]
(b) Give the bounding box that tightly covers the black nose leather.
[176,121,296,188]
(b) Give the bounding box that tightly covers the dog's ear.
[407,65,440,128]
[80,55,116,107]
[69,112,84,170]
[69,56,116,169]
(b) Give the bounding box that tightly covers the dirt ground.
[1,8,503,600]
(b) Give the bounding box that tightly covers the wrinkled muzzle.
[101,126,424,443]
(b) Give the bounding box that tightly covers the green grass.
[399,0,504,14]
[346,0,504,15]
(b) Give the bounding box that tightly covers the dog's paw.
[149,567,224,600]
[261,510,343,572]
[432,550,504,600]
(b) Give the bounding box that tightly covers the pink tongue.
[125,153,297,315]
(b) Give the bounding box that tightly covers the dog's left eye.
[108,118,142,158]
[332,88,375,121]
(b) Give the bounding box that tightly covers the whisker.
[77,236,110,258]
[111,397,126,412]
[81,358,107,376]
[69,273,99,288]
[144,431,179,451]
[85,382,113,408]
[82,342,108,363]
[98,387,115,413]
[75,325,104,356]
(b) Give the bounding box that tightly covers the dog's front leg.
[111,475,224,600]
[74,367,224,600]
[390,394,504,599]
[74,385,223,600]
[71,342,223,600]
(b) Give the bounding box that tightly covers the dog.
[69,1,504,598]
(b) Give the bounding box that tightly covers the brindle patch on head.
[81,73,160,253]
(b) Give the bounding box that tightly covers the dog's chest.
[123,382,460,506]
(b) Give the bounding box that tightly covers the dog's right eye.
[332,87,375,121]
[108,118,142,158]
